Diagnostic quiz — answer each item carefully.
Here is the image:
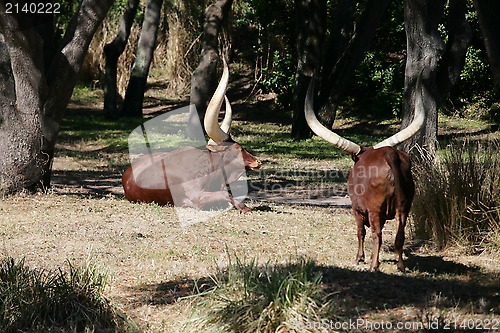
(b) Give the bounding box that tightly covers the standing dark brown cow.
[305,77,425,272]
[122,60,261,212]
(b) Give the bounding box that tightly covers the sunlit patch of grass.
[233,121,358,162]
[71,84,104,105]
[60,115,143,148]
[438,113,493,132]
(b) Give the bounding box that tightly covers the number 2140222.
[5,2,61,14]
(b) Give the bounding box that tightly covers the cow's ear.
[352,147,367,162]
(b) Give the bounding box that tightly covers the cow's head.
[204,58,261,171]
[304,76,425,155]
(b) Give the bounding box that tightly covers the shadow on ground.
[123,257,499,321]
[50,168,353,207]
[51,170,125,198]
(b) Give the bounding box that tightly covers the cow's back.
[349,146,415,220]
[122,155,175,206]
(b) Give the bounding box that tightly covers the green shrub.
[191,254,328,333]
[411,139,500,250]
[0,257,134,332]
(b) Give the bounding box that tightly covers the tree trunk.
[473,0,500,98]
[0,32,42,192]
[188,0,233,137]
[103,0,140,119]
[317,0,391,127]
[401,0,471,158]
[292,0,390,139]
[0,0,114,194]
[291,0,326,140]
[120,0,164,118]
[401,0,446,158]
[320,0,356,89]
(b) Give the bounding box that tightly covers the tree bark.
[291,0,326,140]
[120,0,164,118]
[0,0,114,194]
[401,0,471,158]
[473,0,500,98]
[188,0,233,137]
[103,0,140,119]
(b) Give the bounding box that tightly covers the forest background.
[71,0,498,123]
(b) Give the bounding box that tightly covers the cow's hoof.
[239,206,252,214]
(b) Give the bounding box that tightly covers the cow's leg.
[197,191,250,213]
[369,212,383,271]
[229,196,251,213]
[395,210,408,272]
[353,210,366,264]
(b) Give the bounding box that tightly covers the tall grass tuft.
[411,138,499,250]
[0,257,134,332]
[190,254,329,333]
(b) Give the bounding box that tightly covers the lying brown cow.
[305,76,425,271]
[122,59,261,212]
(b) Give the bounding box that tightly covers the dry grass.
[0,256,133,332]
[412,138,500,251]
[188,255,327,333]
[0,194,353,332]
[1,186,498,332]
[82,1,206,98]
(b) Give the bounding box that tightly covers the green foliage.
[232,0,296,104]
[447,6,495,120]
[352,1,406,118]
[55,0,81,30]
[352,1,495,122]
[56,0,132,28]
[355,51,405,117]
[233,0,294,43]
[55,0,141,39]
[0,257,134,332]
[455,47,494,117]
[258,51,295,105]
[192,254,328,332]
[411,139,500,250]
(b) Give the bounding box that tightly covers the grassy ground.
[0,86,499,332]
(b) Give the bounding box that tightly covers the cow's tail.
[385,148,413,213]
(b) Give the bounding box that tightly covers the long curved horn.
[305,78,361,155]
[204,58,230,144]
[220,95,232,134]
[207,95,232,146]
[373,76,425,149]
